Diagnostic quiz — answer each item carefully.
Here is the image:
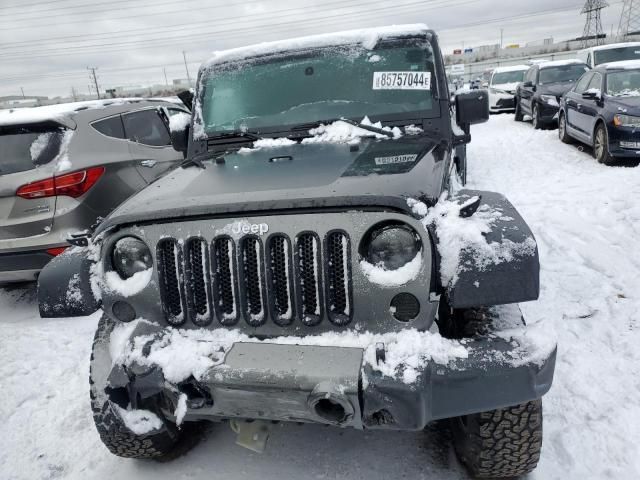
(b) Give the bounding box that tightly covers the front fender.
[38,247,100,318]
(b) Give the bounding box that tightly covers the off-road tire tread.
[453,399,543,479]
[89,316,202,460]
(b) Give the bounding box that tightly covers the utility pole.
[163,67,169,86]
[500,28,504,49]
[182,51,192,86]
[87,66,101,99]
[20,87,25,99]
[71,86,78,101]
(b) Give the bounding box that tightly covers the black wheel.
[90,315,206,459]
[514,98,524,122]
[451,399,543,479]
[594,124,615,165]
[558,112,573,144]
[532,103,542,130]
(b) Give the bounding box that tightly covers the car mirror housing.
[456,90,490,130]
[171,124,190,155]
[523,81,533,88]
[582,90,600,100]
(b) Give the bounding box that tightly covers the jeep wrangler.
[38,25,556,479]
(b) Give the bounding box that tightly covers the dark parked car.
[559,60,640,164]
[0,98,189,283]
[39,25,556,479]
[515,60,590,129]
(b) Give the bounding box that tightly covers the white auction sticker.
[374,154,418,165]
[373,71,431,90]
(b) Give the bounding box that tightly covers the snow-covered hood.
[606,95,640,114]
[491,82,519,93]
[96,136,446,234]
[538,81,576,97]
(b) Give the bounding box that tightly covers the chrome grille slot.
[212,237,238,326]
[240,237,266,326]
[325,231,352,326]
[267,235,294,326]
[296,233,322,326]
[157,238,185,325]
[184,238,212,326]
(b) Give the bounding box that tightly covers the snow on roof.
[602,60,640,70]
[203,24,430,68]
[587,41,640,52]
[492,65,530,73]
[539,59,586,69]
[0,97,180,128]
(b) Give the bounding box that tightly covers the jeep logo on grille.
[232,222,269,236]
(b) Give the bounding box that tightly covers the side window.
[574,73,593,94]
[587,73,602,92]
[92,115,125,139]
[122,109,171,147]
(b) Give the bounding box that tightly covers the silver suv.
[0,98,188,283]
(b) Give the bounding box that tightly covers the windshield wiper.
[208,131,262,142]
[288,118,395,139]
[338,118,395,138]
[181,132,265,169]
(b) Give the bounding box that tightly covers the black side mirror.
[582,90,600,100]
[456,90,490,129]
[523,81,534,88]
[171,124,190,155]
[177,90,194,111]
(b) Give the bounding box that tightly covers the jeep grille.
[156,232,353,328]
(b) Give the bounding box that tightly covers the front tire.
[514,99,524,122]
[90,315,204,459]
[594,124,615,165]
[452,400,543,479]
[532,103,542,130]
[558,112,572,144]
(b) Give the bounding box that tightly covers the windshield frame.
[194,34,443,139]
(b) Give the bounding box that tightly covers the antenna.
[617,0,640,40]
[580,0,609,48]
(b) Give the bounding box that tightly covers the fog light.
[390,293,420,322]
[112,301,136,322]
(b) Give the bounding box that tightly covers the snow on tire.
[89,315,202,460]
[451,399,543,479]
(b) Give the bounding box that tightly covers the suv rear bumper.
[0,249,59,283]
[104,307,556,431]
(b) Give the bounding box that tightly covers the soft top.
[601,59,640,70]
[202,24,430,68]
[539,59,586,69]
[0,97,182,128]
[492,65,529,73]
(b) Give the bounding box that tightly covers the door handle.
[140,160,157,168]
[577,104,583,110]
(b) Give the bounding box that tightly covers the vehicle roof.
[201,24,431,69]
[582,42,640,52]
[0,97,184,129]
[492,65,529,73]
[598,59,640,71]
[538,59,587,69]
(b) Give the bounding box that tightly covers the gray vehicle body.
[0,99,188,283]
[39,29,555,435]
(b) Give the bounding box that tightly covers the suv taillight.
[16,167,105,200]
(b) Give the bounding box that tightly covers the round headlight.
[111,237,153,280]
[363,223,421,270]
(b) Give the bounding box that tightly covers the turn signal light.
[46,247,68,257]
[16,167,105,200]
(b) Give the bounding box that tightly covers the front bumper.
[538,101,560,123]
[489,95,516,112]
[608,125,640,158]
[105,306,557,431]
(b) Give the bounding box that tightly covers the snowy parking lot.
[1,113,639,480]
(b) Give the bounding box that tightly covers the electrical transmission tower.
[87,66,101,99]
[617,0,640,39]
[581,0,608,48]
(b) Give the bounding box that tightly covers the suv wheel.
[594,124,615,165]
[532,104,542,130]
[514,99,524,122]
[558,112,572,144]
[90,315,206,459]
[451,399,543,479]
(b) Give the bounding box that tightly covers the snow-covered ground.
[1,113,639,479]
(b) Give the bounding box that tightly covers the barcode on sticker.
[374,154,418,165]
[373,71,431,90]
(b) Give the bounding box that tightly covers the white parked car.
[577,42,640,68]
[488,65,529,113]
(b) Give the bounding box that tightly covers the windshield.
[0,126,64,175]
[198,38,437,136]
[607,70,640,97]
[491,70,526,85]
[539,64,589,85]
[595,46,640,65]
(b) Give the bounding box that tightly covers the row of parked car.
[483,42,640,165]
[0,97,191,284]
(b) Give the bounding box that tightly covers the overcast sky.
[0,0,626,98]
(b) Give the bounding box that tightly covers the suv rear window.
[0,126,65,175]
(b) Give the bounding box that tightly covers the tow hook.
[230,420,272,453]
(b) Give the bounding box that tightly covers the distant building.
[0,95,48,110]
